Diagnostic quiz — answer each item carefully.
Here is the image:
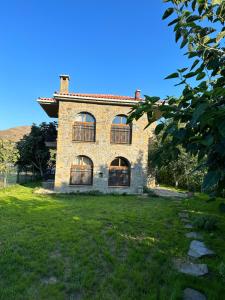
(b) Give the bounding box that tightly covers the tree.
[128,0,225,195]
[149,130,205,190]
[17,122,57,177]
[0,139,19,187]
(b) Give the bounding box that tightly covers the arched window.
[108,157,130,187]
[111,115,132,144]
[73,112,96,142]
[70,156,93,185]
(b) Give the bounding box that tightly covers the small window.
[70,156,93,185]
[111,115,132,144]
[108,157,130,187]
[73,112,96,142]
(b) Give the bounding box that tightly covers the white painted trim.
[53,94,143,106]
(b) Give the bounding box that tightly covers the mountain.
[0,126,31,142]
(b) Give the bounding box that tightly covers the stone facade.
[54,100,155,194]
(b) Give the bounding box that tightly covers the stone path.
[173,209,216,299]
[174,258,208,276]
[185,232,203,239]
[151,187,188,198]
[184,224,193,229]
[188,240,215,259]
[183,288,206,300]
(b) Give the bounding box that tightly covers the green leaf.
[186,15,201,22]
[180,37,188,49]
[190,59,200,71]
[165,72,179,79]
[192,0,197,10]
[216,31,225,43]
[178,68,188,73]
[162,8,174,20]
[155,123,164,135]
[168,17,180,26]
[196,72,205,80]
[201,134,214,147]
[217,120,225,137]
[188,52,198,58]
[175,79,186,86]
[202,171,221,191]
[175,30,182,42]
[184,72,196,78]
[192,103,207,124]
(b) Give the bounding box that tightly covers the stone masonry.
[38,75,156,194]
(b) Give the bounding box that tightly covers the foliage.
[128,0,225,195]
[149,128,206,190]
[17,122,57,177]
[0,139,19,187]
[218,262,225,282]
[219,202,225,213]
[0,184,224,298]
[193,214,218,230]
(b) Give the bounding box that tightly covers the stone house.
[38,75,156,194]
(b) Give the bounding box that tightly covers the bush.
[218,262,225,282]
[193,215,218,231]
[219,203,225,214]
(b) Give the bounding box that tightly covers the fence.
[0,167,40,188]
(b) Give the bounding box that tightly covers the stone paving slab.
[185,224,193,229]
[188,240,215,259]
[185,232,203,239]
[174,258,208,276]
[181,218,191,223]
[183,288,206,300]
[179,212,189,218]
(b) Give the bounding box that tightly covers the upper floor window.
[73,112,96,142]
[70,155,93,185]
[111,115,132,144]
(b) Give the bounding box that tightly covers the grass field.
[0,185,224,299]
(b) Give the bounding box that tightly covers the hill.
[0,126,31,142]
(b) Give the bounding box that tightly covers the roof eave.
[37,99,59,118]
[53,93,142,106]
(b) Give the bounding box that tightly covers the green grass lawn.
[0,185,224,300]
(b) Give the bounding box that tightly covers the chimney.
[60,74,70,94]
[135,89,141,100]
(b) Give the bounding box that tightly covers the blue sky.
[0,0,189,130]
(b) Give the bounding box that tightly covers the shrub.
[219,203,225,214]
[193,215,218,231]
[218,262,225,282]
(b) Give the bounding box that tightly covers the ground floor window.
[108,157,130,187]
[70,156,93,185]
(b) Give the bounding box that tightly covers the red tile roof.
[55,92,142,101]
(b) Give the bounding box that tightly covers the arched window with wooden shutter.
[70,156,93,185]
[110,115,131,144]
[73,112,96,142]
[108,157,130,187]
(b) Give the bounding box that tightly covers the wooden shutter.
[70,165,93,185]
[111,125,131,144]
[73,122,95,142]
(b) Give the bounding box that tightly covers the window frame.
[72,112,96,143]
[110,115,132,145]
[70,156,93,186]
[108,157,131,187]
